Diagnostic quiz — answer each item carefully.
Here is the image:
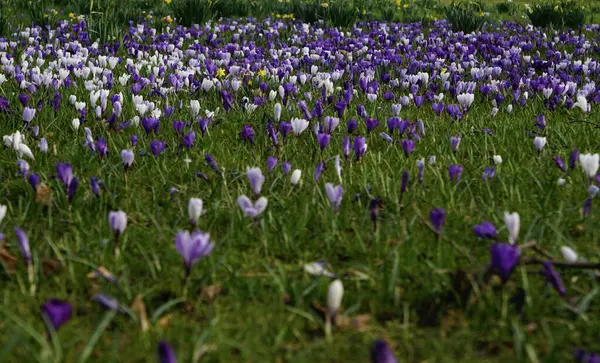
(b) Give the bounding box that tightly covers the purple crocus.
[96,138,108,159]
[15,227,32,265]
[541,261,566,296]
[534,114,546,130]
[317,132,331,150]
[473,222,497,239]
[347,119,358,134]
[371,339,397,363]
[172,121,185,135]
[401,139,415,157]
[282,162,291,175]
[150,140,166,157]
[241,124,255,145]
[22,107,36,123]
[429,208,445,234]
[325,183,343,213]
[450,136,461,152]
[141,117,160,135]
[108,210,127,250]
[482,167,496,181]
[28,173,40,191]
[489,243,520,282]
[56,163,73,188]
[93,294,121,312]
[448,164,463,182]
[583,198,592,217]
[41,299,72,331]
[17,159,29,177]
[90,177,101,197]
[574,349,600,363]
[365,117,379,133]
[247,167,265,195]
[343,136,351,160]
[267,156,278,172]
[205,153,220,176]
[353,136,367,161]
[416,159,424,184]
[18,93,29,106]
[314,162,325,182]
[175,230,214,277]
[183,131,196,149]
[553,156,566,172]
[67,177,78,203]
[158,341,178,363]
[570,149,579,170]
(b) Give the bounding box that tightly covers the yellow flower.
[147,14,153,19]
[216,68,226,78]
[395,0,401,5]
[164,0,172,4]
[69,12,76,18]
[163,15,173,23]
[247,80,252,86]
[321,2,328,7]
[258,69,266,77]
[403,3,408,8]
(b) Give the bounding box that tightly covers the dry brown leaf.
[0,247,18,274]
[35,184,53,206]
[86,266,115,282]
[338,314,372,331]
[200,284,222,302]
[158,314,172,329]
[41,259,62,277]
[131,295,149,332]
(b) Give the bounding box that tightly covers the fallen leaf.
[158,314,172,329]
[338,314,372,331]
[304,261,335,277]
[87,266,116,283]
[35,184,53,206]
[0,247,17,274]
[41,259,62,277]
[200,284,222,302]
[131,295,149,332]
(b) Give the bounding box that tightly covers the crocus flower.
[533,114,546,130]
[247,167,265,195]
[448,164,463,182]
[570,149,579,170]
[365,117,379,133]
[347,119,358,134]
[574,349,600,363]
[237,195,268,218]
[291,118,309,135]
[267,156,278,173]
[579,153,600,179]
[240,124,255,144]
[489,243,520,282]
[188,198,203,225]
[429,208,445,234]
[583,198,592,216]
[93,294,121,312]
[205,153,220,176]
[325,183,343,212]
[291,169,302,185]
[371,339,398,363]
[400,170,409,196]
[67,177,78,203]
[482,167,495,181]
[560,246,578,262]
[401,139,415,157]
[473,222,497,239]
[343,136,351,160]
[158,341,178,363]
[28,173,40,191]
[150,140,166,157]
[503,212,520,245]
[15,227,32,264]
[22,107,36,123]
[314,162,324,182]
[90,177,101,197]
[282,162,291,175]
[108,211,127,236]
[175,230,214,276]
[327,279,344,317]
[41,299,72,331]
[56,163,74,188]
[317,132,331,150]
[541,261,566,296]
[353,136,367,161]
[493,155,503,165]
[416,159,424,184]
[533,137,547,151]
[17,159,29,177]
[380,132,393,143]
[96,138,108,158]
[0,205,6,224]
[121,149,134,169]
[553,156,566,172]
[450,136,461,152]
[183,131,196,149]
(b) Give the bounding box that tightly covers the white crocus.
[493,155,503,165]
[188,198,203,225]
[290,169,302,185]
[579,153,599,178]
[560,246,578,263]
[503,212,520,245]
[291,118,309,136]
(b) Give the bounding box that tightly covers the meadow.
[1,0,600,362]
